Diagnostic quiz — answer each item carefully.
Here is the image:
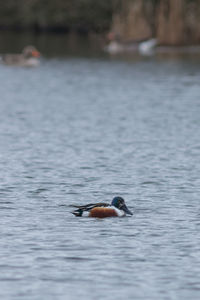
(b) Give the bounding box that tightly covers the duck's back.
[2,54,22,65]
[2,54,39,67]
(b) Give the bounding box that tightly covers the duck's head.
[111,196,133,215]
[23,46,40,58]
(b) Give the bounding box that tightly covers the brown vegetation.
[111,0,200,45]
[0,0,200,45]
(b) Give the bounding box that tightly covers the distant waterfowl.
[71,196,133,218]
[104,32,157,56]
[1,45,40,67]
[138,38,157,55]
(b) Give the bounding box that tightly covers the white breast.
[112,206,125,217]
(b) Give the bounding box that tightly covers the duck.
[138,38,157,56]
[1,45,40,67]
[104,31,157,56]
[71,196,133,218]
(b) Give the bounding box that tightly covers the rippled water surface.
[0,41,200,299]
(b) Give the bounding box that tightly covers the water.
[0,34,200,300]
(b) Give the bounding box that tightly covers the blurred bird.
[138,38,157,56]
[104,31,157,56]
[0,45,40,67]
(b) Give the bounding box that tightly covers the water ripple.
[0,55,200,300]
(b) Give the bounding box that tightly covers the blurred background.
[0,0,200,56]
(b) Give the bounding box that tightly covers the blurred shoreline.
[1,0,200,48]
[1,30,200,60]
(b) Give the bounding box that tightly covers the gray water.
[0,39,200,300]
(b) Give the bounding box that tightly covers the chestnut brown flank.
[89,207,118,218]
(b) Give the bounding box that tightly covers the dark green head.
[111,196,133,215]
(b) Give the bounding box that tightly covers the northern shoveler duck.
[1,45,40,67]
[71,196,133,218]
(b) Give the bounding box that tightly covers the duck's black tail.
[72,209,83,217]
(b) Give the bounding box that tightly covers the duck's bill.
[122,204,133,215]
[32,50,40,57]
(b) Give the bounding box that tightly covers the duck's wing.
[70,202,109,210]
[2,54,23,65]
[70,202,109,216]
